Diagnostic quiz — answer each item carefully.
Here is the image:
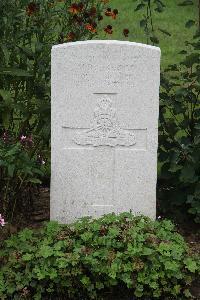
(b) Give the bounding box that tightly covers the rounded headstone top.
[52,40,161,54]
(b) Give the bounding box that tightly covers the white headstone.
[51,40,160,223]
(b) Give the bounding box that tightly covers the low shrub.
[0,133,46,220]
[0,213,199,299]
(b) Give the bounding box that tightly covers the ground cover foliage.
[0,213,199,300]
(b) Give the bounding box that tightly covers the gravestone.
[51,40,160,223]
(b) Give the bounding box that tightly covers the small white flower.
[20,135,27,141]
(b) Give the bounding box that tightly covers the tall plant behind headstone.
[0,0,111,219]
[133,0,200,223]
[158,0,200,223]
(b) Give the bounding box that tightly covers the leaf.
[28,178,42,184]
[39,245,54,258]
[158,28,171,36]
[173,285,181,294]
[8,164,15,177]
[175,88,188,97]
[121,273,132,288]
[17,46,34,60]
[184,258,197,272]
[80,276,91,285]
[18,228,33,241]
[186,195,194,204]
[169,164,182,173]
[49,268,57,279]
[0,89,13,128]
[57,258,68,269]
[0,44,10,65]
[140,19,147,28]
[142,247,153,255]
[135,3,145,11]
[178,0,194,6]
[164,260,179,272]
[194,135,200,145]
[183,289,192,298]
[185,20,195,28]
[180,163,196,183]
[0,68,32,77]
[4,146,19,157]
[150,36,159,44]
[178,50,187,55]
[154,0,165,13]
[181,53,200,67]
[0,89,12,102]
[22,253,33,261]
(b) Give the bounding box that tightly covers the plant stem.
[3,178,10,214]
[10,175,26,222]
[148,0,154,34]
[146,5,149,44]
[199,0,200,30]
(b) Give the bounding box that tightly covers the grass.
[97,0,199,67]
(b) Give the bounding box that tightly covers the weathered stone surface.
[51,40,160,223]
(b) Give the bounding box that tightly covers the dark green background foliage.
[159,43,200,223]
[157,0,200,223]
[131,0,200,222]
[0,213,199,299]
[0,0,106,218]
[0,0,200,223]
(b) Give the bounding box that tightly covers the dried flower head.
[104,25,113,34]
[83,11,89,18]
[68,2,84,14]
[72,14,83,25]
[123,28,129,37]
[98,15,103,21]
[66,32,76,41]
[105,7,112,16]
[89,7,97,17]
[105,8,118,19]
[112,9,118,19]
[26,2,39,16]
[85,23,97,33]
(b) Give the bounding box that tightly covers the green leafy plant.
[158,1,200,223]
[0,213,199,299]
[133,0,169,45]
[0,132,46,220]
[0,0,118,220]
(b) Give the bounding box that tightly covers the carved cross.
[62,93,147,208]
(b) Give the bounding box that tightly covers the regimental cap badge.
[73,97,136,147]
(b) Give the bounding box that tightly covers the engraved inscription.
[73,97,136,147]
